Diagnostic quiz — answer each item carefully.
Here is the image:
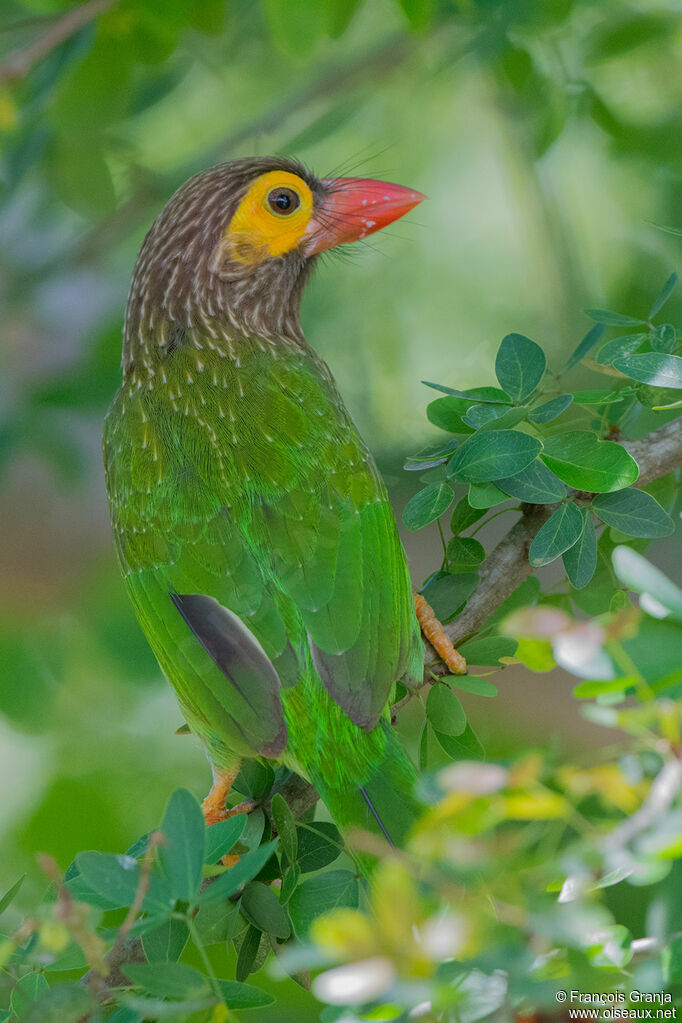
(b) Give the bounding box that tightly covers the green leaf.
[450,496,485,534]
[586,309,645,326]
[421,572,478,622]
[142,918,189,963]
[234,761,274,800]
[240,881,290,939]
[649,272,677,318]
[426,395,474,433]
[21,984,93,1023]
[75,852,173,915]
[566,323,605,368]
[612,548,682,618]
[562,507,597,589]
[494,333,546,401]
[11,973,50,1018]
[216,980,275,1009]
[288,870,359,938]
[280,863,300,902]
[528,394,573,423]
[433,722,485,761]
[540,432,639,493]
[404,438,460,471]
[235,924,262,981]
[570,389,625,405]
[448,431,542,483]
[529,502,584,566]
[426,685,467,736]
[458,637,518,665]
[651,323,677,353]
[0,874,25,916]
[423,382,512,404]
[159,789,205,902]
[295,822,342,873]
[612,352,682,388]
[478,406,529,432]
[197,840,279,904]
[204,814,247,864]
[447,537,486,570]
[270,793,297,863]
[402,481,454,530]
[194,899,240,947]
[462,403,513,429]
[497,459,566,504]
[596,333,648,365]
[468,482,508,508]
[123,962,209,1000]
[447,675,498,697]
[593,489,674,538]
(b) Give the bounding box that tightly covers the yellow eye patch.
[226,171,314,265]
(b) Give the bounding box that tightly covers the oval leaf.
[426,684,467,736]
[529,502,584,566]
[612,352,682,389]
[205,814,248,865]
[566,323,605,369]
[468,482,509,508]
[497,459,566,504]
[450,496,485,535]
[288,870,359,938]
[649,271,677,318]
[593,489,674,538]
[421,572,478,623]
[448,431,542,483]
[495,333,546,401]
[540,432,638,493]
[528,394,573,423]
[446,537,486,570]
[159,789,205,902]
[402,481,454,530]
[596,333,648,365]
[240,881,290,939]
[586,309,645,326]
[270,793,297,863]
[198,840,279,904]
[295,822,343,873]
[123,962,209,1000]
[562,507,597,589]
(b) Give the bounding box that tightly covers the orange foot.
[414,592,467,675]
[202,766,257,866]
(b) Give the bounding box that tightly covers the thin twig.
[0,0,116,84]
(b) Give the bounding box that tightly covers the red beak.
[303,177,426,255]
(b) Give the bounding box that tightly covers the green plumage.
[103,157,424,855]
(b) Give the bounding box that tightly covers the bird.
[103,156,465,861]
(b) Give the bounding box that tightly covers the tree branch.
[0,0,116,84]
[423,419,682,674]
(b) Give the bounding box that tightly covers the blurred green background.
[1,0,681,1015]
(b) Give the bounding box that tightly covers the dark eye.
[267,187,300,215]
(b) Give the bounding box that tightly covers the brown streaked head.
[123,156,425,366]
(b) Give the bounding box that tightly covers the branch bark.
[423,419,682,674]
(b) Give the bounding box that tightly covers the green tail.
[311,724,421,870]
